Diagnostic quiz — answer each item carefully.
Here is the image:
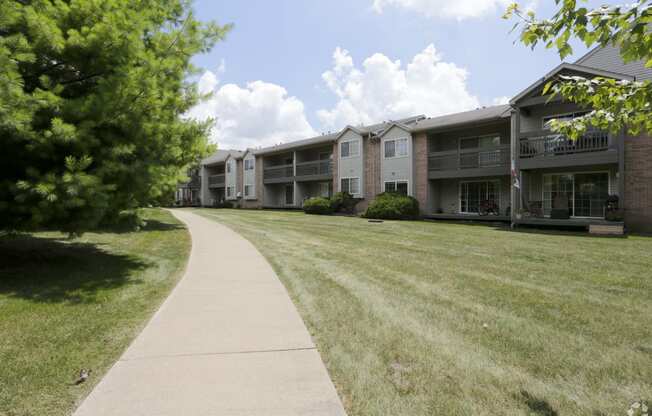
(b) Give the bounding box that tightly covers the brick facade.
[358,137,380,213]
[413,132,429,214]
[624,134,652,232]
[331,143,339,195]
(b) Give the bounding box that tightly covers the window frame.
[340,139,360,159]
[383,137,409,159]
[383,180,409,196]
[244,158,255,171]
[458,180,501,215]
[340,177,361,196]
[541,171,611,218]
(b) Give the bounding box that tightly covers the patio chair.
[528,201,544,218]
[550,195,570,219]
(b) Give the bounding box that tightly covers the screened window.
[244,159,254,170]
[226,161,233,173]
[384,180,408,195]
[226,186,235,198]
[341,178,360,195]
[384,138,408,158]
[340,140,359,158]
[244,185,253,197]
[460,181,500,214]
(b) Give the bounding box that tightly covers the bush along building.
[197,45,652,233]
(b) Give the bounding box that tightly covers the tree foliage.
[0,0,230,233]
[504,0,652,139]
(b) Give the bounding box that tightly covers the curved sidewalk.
[74,209,346,416]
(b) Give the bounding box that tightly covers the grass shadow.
[0,235,148,304]
[516,390,559,416]
[93,218,186,235]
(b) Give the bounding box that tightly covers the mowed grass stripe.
[196,208,651,415]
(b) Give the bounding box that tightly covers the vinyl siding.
[337,130,364,198]
[576,44,652,81]
[380,126,413,196]
[242,154,256,200]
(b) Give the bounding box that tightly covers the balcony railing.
[519,130,610,158]
[208,174,225,187]
[296,160,332,177]
[264,164,294,180]
[429,146,510,171]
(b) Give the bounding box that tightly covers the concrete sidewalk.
[74,209,346,416]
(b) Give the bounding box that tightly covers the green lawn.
[194,208,652,416]
[0,209,190,416]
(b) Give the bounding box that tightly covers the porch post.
[199,165,209,207]
[510,108,521,227]
[617,129,625,200]
[293,151,297,207]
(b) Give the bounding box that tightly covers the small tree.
[504,0,652,139]
[0,0,231,233]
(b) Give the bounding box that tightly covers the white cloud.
[197,60,224,95]
[492,96,510,105]
[372,0,514,20]
[186,66,316,150]
[317,45,480,129]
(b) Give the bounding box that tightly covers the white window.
[244,185,253,197]
[384,138,408,158]
[227,186,235,198]
[340,177,360,195]
[384,180,409,195]
[226,161,233,173]
[340,140,360,158]
[542,111,589,130]
[244,158,254,170]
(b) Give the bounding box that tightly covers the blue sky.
[187,0,609,149]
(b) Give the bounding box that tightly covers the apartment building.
[197,45,652,232]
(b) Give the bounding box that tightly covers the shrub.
[330,192,358,213]
[213,201,233,208]
[303,197,334,215]
[364,192,419,220]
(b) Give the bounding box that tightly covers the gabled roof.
[333,125,365,142]
[224,151,245,163]
[201,149,244,167]
[510,62,633,105]
[411,105,512,133]
[253,131,340,156]
[241,148,255,158]
[358,115,426,135]
[253,115,425,155]
[376,121,413,139]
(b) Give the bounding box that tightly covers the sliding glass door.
[543,172,609,217]
[460,181,500,214]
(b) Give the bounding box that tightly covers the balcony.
[519,129,617,169]
[428,145,510,179]
[295,160,332,181]
[263,164,294,183]
[208,174,225,187]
